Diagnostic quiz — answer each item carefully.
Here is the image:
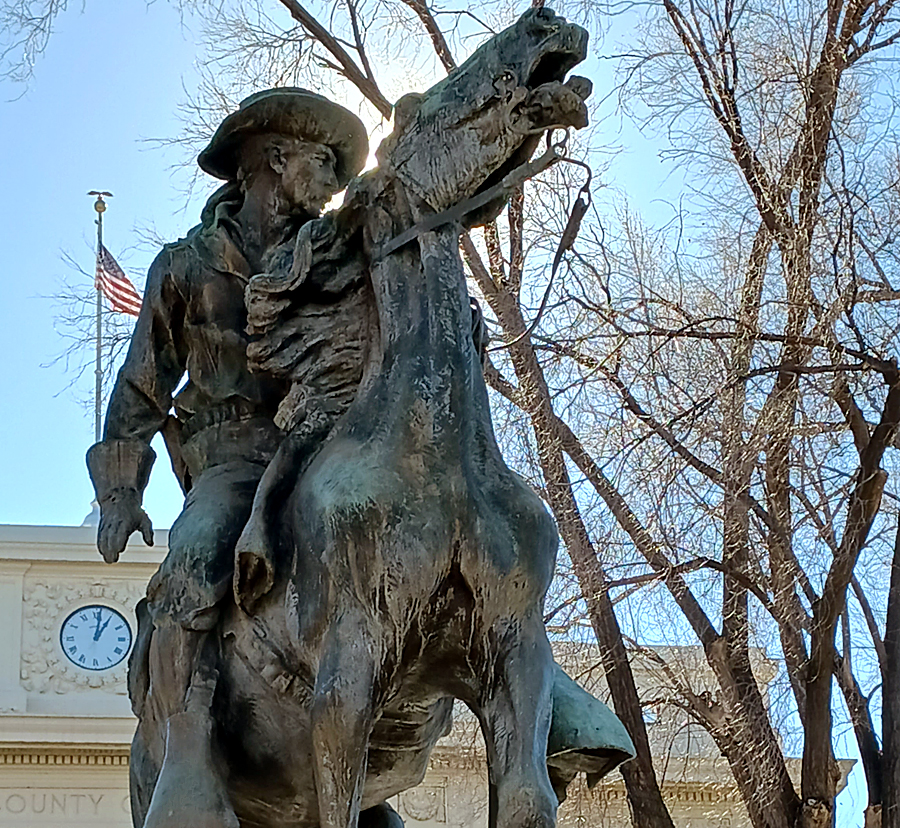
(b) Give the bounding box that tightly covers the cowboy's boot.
[359,802,406,828]
[142,646,238,828]
[545,662,636,802]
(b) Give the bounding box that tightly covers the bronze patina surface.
[88,11,634,828]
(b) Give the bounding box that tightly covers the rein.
[373,129,593,353]
[489,150,593,352]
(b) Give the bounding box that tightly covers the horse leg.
[311,607,378,828]
[477,612,557,828]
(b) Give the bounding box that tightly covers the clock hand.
[93,609,102,640]
[94,614,112,642]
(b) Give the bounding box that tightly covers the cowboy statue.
[88,86,633,828]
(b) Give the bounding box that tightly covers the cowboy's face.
[270,137,339,216]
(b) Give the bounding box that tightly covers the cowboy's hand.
[97,489,154,563]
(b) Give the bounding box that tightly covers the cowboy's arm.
[87,247,188,562]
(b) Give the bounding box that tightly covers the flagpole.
[88,191,112,443]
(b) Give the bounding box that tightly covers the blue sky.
[0,1,868,823]
[0,0,209,528]
[0,0,670,530]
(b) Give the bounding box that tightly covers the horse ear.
[392,93,423,135]
[376,93,424,165]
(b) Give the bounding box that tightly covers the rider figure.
[86,88,370,828]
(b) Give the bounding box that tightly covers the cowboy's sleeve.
[86,246,188,503]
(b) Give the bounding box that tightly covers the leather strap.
[376,142,563,261]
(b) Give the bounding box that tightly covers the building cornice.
[0,524,167,566]
[0,715,136,745]
[0,743,742,804]
[0,744,129,767]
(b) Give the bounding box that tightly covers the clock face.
[59,605,133,671]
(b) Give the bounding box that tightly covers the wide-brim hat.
[198,87,369,189]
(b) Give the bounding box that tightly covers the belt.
[180,399,276,440]
[181,417,283,478]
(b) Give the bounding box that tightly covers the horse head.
[375,7,591,219]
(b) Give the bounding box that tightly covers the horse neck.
[370,215,474,376]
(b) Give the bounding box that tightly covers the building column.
[0,561,29,713]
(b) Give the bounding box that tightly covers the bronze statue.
[87,10,634,828]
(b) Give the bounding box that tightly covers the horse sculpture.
[132,10,632,828]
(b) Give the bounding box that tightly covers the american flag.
[95,244,142,317]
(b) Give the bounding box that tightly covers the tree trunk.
[592,579,678,828]
[471,255,677,828]
[882,519,900,828]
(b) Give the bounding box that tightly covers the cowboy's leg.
[236,402,344,612]
[137,460,265,828]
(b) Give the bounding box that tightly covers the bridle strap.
[375,140,564,262]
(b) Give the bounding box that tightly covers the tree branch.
[277,0,393,118]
